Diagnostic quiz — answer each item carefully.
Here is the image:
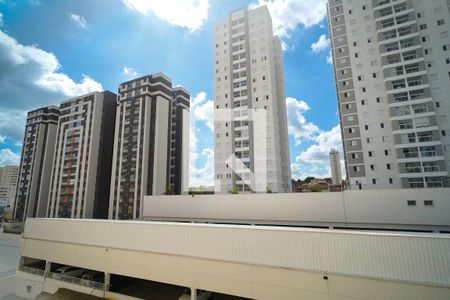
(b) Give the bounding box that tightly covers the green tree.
[164,187,175,195]
[229,187,239,194]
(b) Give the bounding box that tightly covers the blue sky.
[0,0,343,187]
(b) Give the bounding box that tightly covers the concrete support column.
[44,261,51,275]
[104,272,111,294]
[191,287,197,300]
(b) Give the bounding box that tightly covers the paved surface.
[0,239,19,279]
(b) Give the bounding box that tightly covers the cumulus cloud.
[251,0,327,38]
[69,13,87,29]
[192,92,213,130]
[286,97,320,145]
[311,34,330,53]
[327,51,333,64]
[123,67,138,78]
[0,30,102,141]
[0,149,20,166]
[291,125,345,180]
[122,0,209,32]
[189,91,215,188]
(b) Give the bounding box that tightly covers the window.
[419,24,427,30]
[358,75,362,81]
[368,151,374,157]
[365,125,369,130]
[370,164,375,170]
[407,200,416,206]
[348,9,353,14]
[376,97,382,103]
[362,5,366,10]
[424,200,434,207]
[384,150,389,156]
[361,99,366,105]
[372,179,377,184]
[372,73,377,78]
[437,19,445,26]
[387,163,391,170]
[389,178,393,184]
[380,123,385,128]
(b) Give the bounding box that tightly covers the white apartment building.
[329,148,342,185]
[328,0,450,189]
[47,91,117,219]
[0,165,19,208]
[109,74,189,220]
[13,106,59,221]
[213,5,291,193]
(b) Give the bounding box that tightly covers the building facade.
[213,5,291,193]
[109,74,189,220]
[329,148,342,185]
[0,165,19,209]
[328,0,450,189]
[47,91,117,219]
[13,106,59,221]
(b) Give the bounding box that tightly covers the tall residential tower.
[329,148,342,186]
[0,165,19,209]
[328,0,450,189]
[47,91,117,219]
[109,74,189,220]
[13,106,59,221]
[213,5,291,193]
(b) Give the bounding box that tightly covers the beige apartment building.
[328,0,450,189]
[213,6,291,193]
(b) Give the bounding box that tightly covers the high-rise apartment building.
[109,74,189,220]
[0,165,19,208]
[47,91,117,219]
[213,5,291,193]
[328,0,450,189]
[329,148,342,185]
[13,106,59,221]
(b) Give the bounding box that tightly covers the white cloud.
[191,91,214,131]
[326,51,333,64]
[0,149,20,166]
[251,0,327,38]
[122,0,209,32]
[189,91,214,188]
[311,34,330,53]
[123,67,138,78]
[69,13,87,29]
[0,134,5,144]
[286,97,320,145]
[291,125,345,180]
[0,30,102,141]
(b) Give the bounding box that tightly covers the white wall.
[143,189,450,230]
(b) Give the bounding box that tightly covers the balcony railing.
[399,123,414,130]
[423,166,439,172]
[405,167,422,173]
[403,152,419,158]
[418,135,433,142]
[421,151,436,157]
[408,80,423,87]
